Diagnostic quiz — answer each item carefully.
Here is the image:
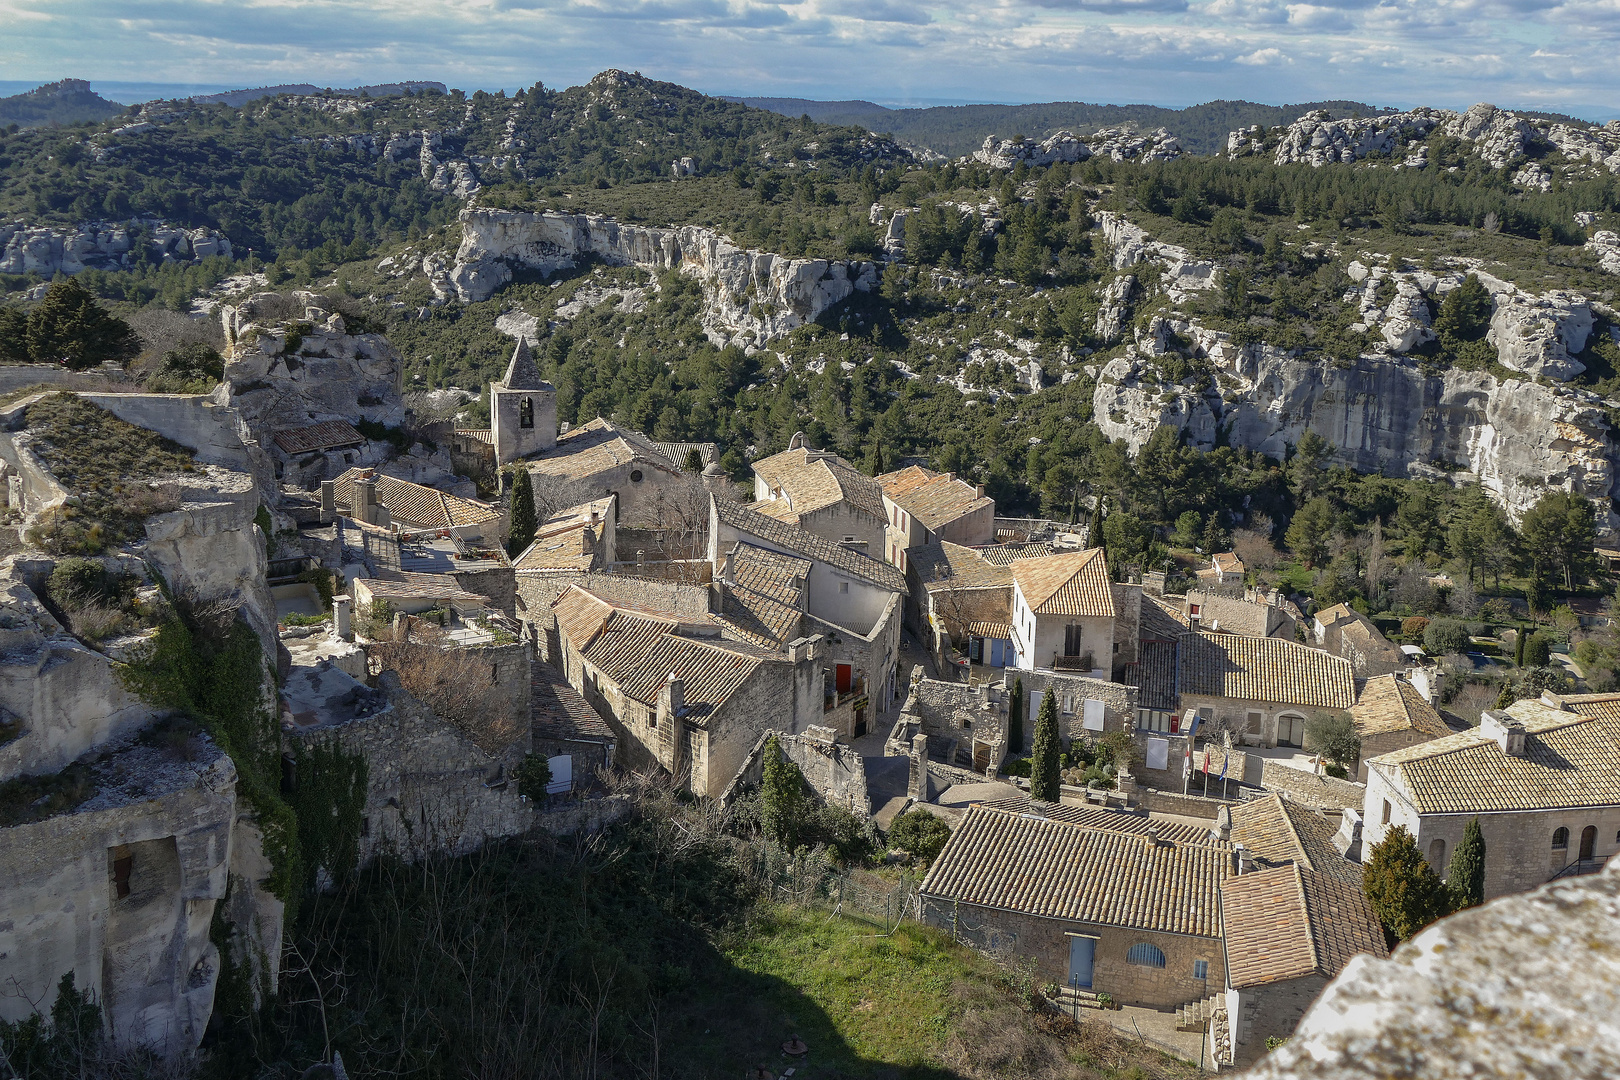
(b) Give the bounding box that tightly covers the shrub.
[1423,618,1470,656]
[145,342,224,393]
[1524,632,1552,668]
[1001,757,1032,778]
[1401,616,1430,639]
[515,753,553,801]
[1304,711,1362,769]
[1363,825,1449,942]
[887,808,952,864]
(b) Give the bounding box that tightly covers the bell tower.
[490,337,556,465]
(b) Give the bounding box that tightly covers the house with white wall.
[749,436,887,557]
[1008,548,1118,678]
[876,464,995,568]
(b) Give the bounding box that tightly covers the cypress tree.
[1029,690,1061,802]
[1364,825,1450,944]
[1007,677,1024,755]
[760,734,805,847]
[507,467,537,558]
[1447,817,1487,911]
[1514,628,1527,667]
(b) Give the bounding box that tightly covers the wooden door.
[836,664,853,694]
[1581,825,1597,861]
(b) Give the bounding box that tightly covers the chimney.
[1213,803,1232,843]
[1145,824,1162,848]
[581,526,595,556]
[356,474,378,525]
[333,594,353,642]
[665,673,685,718]
[1233,843,1255,874]
[1480,710,1527,756]
[975,483,985,498]
[319,479,335,523]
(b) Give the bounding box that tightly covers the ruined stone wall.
[1259,760,1365,811]
[286,673,531,864]
[1111,582,1142,677]
[720,727,870,817]
[1008,671,1137,743]
[807,589,905,728]
[365,640,530,754]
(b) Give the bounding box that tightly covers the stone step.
[1175,992,1225,1032]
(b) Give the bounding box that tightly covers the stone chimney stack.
[355,473,378,525]
[1480,710,1527,756]
[319,479,335,523]
[908,733,929,801]
[1213,803,1233,843]
[1145,824,1162,848]
[665,673,685,718]
[333,595,353,641]
[1233,843,1255,875]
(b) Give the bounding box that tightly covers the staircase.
[1175,992,1224,1032]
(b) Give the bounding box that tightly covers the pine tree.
[681,447,704,472]
[1447,817,1486,911]
[507,467,537,558]
[1029,690,1061,802]
[1364,825,1450,943]
[23,277,140,369]
[760,734,805,847]
[1007,677,1024,755]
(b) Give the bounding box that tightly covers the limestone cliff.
[0,218,232,276]
[1094,340,1617,527]
[445,209,879,345]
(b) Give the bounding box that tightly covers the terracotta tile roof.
[1353,675,1451,740]
[728,542,810,606]
[1010,549,1115,618]
[715,584,803,649]
[973,797,1225,847]
[272,420,365,455]
[920,803,1229,938]
[526,418,678,480]
[357,571,490,605]
[532,666,614,743]
[1314,603,1357,629]
[1557,693,1620,723]
[1178,632,1355,710]
[1211,552,1244,575]
[651,441,718,470]
[513,497,613,572]
[333,468,501,530]
[1368,700,1620,814]
[1132,639,1179,710]
[551,585,771,721]
[1230,794,1362,887]
[751,446,886,523]
[966,620,1013,639]
[713,497,907,593]
[915,541,1014,592]
[977,541,1059,565]
[877,465,993,532]
[454,428,494,445]
[1141,594,1190,640]
[1221,864,1387,989]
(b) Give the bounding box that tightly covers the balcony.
[1051,653,1095,673]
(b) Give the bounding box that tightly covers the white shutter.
[1145,737,1170,771]
[546,754,572,794]
[1082,698,1105,731]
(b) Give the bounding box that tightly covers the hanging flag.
[1220,751,1230,781]
[1203,748,1210,777]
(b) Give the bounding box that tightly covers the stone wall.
[452,566,518,618]
[517,570,710,662]
[720,727,870,817]
[806,588,905,732]
[1259,760,1365,811]
[1135,788,1235,821]
[919,897,1224,1010]
[1229,974,1332,1068]
[1005,670,1137,744]
[0,739,239,1051]
[365,640,531,755]
[534,795,633,836]
[1110,582,1142,677]
[286,672,532,865]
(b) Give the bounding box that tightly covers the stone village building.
[1363,695,1620,900]
[749,436,888,558]
[875,464,995,568]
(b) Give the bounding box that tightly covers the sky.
[0,0,1616,118]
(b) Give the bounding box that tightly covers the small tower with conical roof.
[491,337,556,465]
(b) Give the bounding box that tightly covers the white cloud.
[0,0,1614,116]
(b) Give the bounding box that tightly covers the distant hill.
[725,96,1394,156]
[0,79,124,129]
[188,81,448,107]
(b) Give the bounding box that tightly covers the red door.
[836,664,853,694]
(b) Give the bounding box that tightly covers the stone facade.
[1004,670,1137,743]
[1227,974,1332,1068]
[890,678,1009,773]
[920,897,1225,1010]
[720,726,870,817]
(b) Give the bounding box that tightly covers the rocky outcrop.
[216,297,406,433]
[0,218,232,276]
[971,127,1180,169]
[1093,342,1618,527]
[1095,274,1135,345]
[1238,103,1620,176]
[1096,212,1218,300]
[447,209,879,345]
[1591,230,1620,276]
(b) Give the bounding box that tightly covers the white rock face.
[1590,230,1620,276]
[217,299,406,433]
[1096,212,1218,300]
[1245,861,1620,1080]
[1488,289,1593,379]
[1095,274,1136,345]
[1093,342,1618,528]
[450,209,879,345]
[0,218,231,276]
[1260,109,1444,166]
[1087,127,1181,163]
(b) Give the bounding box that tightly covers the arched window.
[1429,838,1446,871]
[1580,825,1597,861]
[1126,943,1166,968]
[1552,827,1569,849]
[519,396,534,429]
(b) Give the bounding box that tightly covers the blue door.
[1068,936,1096,990]
[989,638,1005,667]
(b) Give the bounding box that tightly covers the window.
[844,535,856,543]
[629,469,643,483]
[839,581,850,594]
[1064,623,1082,657]
[1062,695,1074,715]
[111,846,133,900]
[1126,943,1166,968]
[1429,838,1446,871]
[1194,959,1209,981]
[519,396,534,429]
[1382,801,1392,825]
[1553,827,1569,849]
[1246,710,1263,735]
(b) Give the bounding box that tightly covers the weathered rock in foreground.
[1242,859,1620,1079]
